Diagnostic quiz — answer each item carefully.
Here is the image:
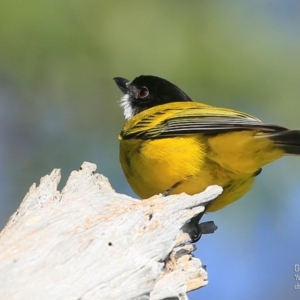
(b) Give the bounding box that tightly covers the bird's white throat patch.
[120,94,134,120]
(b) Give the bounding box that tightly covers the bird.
[114,75,300,240]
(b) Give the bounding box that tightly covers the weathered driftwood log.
[0,162,222,300]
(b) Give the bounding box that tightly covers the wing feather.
[120,102,288,139]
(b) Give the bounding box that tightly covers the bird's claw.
[188,220,218,243]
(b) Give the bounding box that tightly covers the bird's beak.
[113,77,131,94]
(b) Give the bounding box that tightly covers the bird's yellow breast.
[120,136,206,197]
[119,131,284,212]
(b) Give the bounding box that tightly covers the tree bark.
[0,162,222,300]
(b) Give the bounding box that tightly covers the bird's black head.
[114,75,192,120]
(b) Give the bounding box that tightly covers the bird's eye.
[137,86,149,98]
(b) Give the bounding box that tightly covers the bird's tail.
[268,130,300,155]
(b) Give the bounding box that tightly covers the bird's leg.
[162,182,218,243]
[162,181,182,196]
[187,201,218,242]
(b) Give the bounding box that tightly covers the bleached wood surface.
[0,162,222,300]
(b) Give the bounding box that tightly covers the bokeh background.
[1,1,300,299]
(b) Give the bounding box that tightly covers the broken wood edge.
[0,161,222,300]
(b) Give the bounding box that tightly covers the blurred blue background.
[1,1,300,299]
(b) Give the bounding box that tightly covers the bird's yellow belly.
[119,132,284,212]
[120,135,256,211]
[120,137,204,193]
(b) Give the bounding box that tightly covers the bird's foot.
[188,220,218,242]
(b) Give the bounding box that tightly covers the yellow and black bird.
[114,75,300,239]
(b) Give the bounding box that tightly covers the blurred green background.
[1,1,300,299]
